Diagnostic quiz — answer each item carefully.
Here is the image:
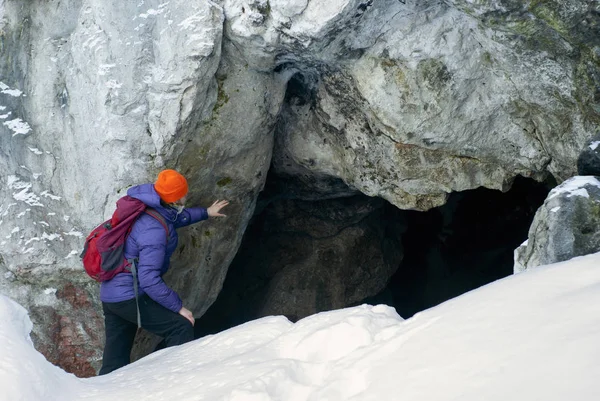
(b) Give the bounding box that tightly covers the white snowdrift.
[2,252,600,400]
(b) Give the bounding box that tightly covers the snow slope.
[2,252,600,400]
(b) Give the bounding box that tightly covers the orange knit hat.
[154,169,188,203]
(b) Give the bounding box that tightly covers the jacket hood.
[127,183,162,207]
[127,183,178,222]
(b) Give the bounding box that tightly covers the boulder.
[577,132,600,176]
[514,176,600,272]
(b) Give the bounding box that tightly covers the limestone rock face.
[514,176,600,273]
[0,0,291,375]
[0,0,598,376]
[270,0,599,209]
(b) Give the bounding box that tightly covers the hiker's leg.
[138,295,194,347]
[99,299,138,375]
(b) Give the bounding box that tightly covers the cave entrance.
[366,175,551,318]
[195,175,551,338]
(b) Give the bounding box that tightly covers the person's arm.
[136,223,183,313]
[173,207,208,229]
[173,200,229,228]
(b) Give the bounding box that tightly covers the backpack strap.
[128,208,170,329]
[128,259,142,329]
[144,208,170,241]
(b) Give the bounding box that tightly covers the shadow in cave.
[195,175,551,338]
[364,175,552,318]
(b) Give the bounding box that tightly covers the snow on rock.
[577,132,600,176]
[547,176,600,200]
[0,81,23,97]
[4,252,600,400]
[3,118,32,136]
[515,176,600,272]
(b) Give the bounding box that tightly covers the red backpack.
[80,196,169,282]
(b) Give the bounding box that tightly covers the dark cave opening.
[195,175,551,338]
[284,72,317,106]
[363,175,552,318]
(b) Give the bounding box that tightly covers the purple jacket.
[100,183,208,313]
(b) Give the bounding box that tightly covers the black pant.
[99,294,194,375]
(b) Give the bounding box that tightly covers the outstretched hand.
[207,200,229,217]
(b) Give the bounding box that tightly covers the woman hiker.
[99,169,229,375]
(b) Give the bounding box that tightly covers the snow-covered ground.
[3,252,600,401]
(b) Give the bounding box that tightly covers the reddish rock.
[29,283,104,378]
[57,283,94,310]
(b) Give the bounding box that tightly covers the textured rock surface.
[514,176,600,273]
[0,0,290,374]
[270,0,599,209]
[197,195,405,331]
[577,132,600,175]
[0,0,598,376]
[29,283,104,377]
